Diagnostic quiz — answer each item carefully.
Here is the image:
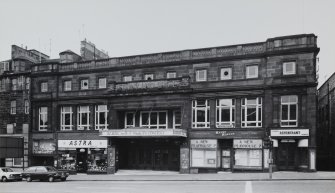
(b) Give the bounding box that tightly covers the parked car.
[22,166,69,182]
[0,167,22,182]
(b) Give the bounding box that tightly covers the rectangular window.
[95,105,108,130]
[3,62,9,71]
[196,69,207,82]
[173,110,181,129]
[10,100,16,114]
[98,78,107,89]
[41,82,48,92]
[220,68,232,80]
[17,76,24,90]
[61,106,73,130]
[39,107,48,131]
[192,100,210,128]
[81,79,89,90]
[191,149,217,168]
[25,77,30,90]
[13,158,22,167]
[144,74,154,80]
[140,111,168,129]
[12,79,17,91]
[123,75,132,82]
[77,106,90,130]
[24,100,29,114]
[125,112,135,128]
[281,95,298,127]
[246,65,258,79]
[64,80,72,91]
[216,99,235,128]
[234,149,262,167]
[167,72,177,79]
[241,97,262,127]
[283,62,296,75]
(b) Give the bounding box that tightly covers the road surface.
[1,180,335,193]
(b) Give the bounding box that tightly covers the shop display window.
[191,149,217,168]
[234,149,262,167]
[58,150,76,171]
[87,148,107,173]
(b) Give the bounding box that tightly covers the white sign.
[233,139,263,149]
[58,140,107,148]
[190,139,217,149]
[100,129,187,137]
[271,129,309,137]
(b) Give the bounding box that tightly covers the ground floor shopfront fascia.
[270,128,315,172]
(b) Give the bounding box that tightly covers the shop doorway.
[277,141,296,170]
[76,149,88,173]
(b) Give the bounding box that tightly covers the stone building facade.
[0,45,49,169]
[29,34,319,174]
[317,73,335,171]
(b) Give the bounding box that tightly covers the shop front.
[190,139,218,173]
[57,140,108,174]
[270,129,310,171]
[189,129,265,173]
[31,140,56,166]
[233,139,263,170]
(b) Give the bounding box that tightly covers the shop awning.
[99,129,187,138]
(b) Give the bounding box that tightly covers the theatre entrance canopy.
[99,129,187,138]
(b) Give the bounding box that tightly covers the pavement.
[66,170,335,181]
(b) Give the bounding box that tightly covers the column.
[107,145,116,174]
[180,144,190,174]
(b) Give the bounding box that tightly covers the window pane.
[290,105,297,120]
[142,113,149,125]
[247,99,257,105]
[174,111,181,124]
[247,108,256,121]
[99,112,105,124]
[197,100,206,107]
[197,110,205,122]
[126,113,134,125]
[159,112,166,124]
[65,114,71,125]
[282,105,288,120]
[221,109,230,122]
[150,112,157,124]
[82,113,88,124]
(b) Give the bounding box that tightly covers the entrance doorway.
[116,139,181,171]
[277,141,296,170]
[76,149,87,173]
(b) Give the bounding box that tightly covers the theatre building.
[29,34,319,174]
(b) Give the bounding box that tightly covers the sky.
[0,0,334,86]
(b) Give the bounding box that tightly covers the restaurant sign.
[100,129,187,137]
[233,139,262,149]
[58,140,107,148]
[271,129,309,137]
[190,139,217,149]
